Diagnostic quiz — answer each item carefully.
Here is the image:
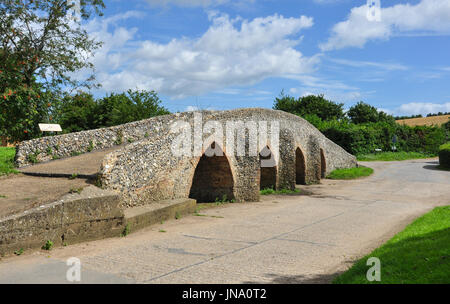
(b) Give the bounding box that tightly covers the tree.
[56,92,98,133]
[95,90,170,128]
[0,0,105,142]
[0,0,105,90]
[273,92,345,121]
[56,90,170,133]
[347,101,395,124]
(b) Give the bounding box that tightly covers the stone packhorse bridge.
[16,108,356,206]
[1,109,356,254]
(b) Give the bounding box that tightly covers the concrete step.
[124,199,197,233]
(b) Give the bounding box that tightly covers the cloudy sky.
[84,0,450,115]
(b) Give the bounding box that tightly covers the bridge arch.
[188,142,235,203]
[295,147,306,185]
[320,148,327,178]
[259,146,277,190]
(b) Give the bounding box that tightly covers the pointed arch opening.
[259,146,277,190]
[295,147,306,184]
[320,148,327,179]
[189,142,235,203]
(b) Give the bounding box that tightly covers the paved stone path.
[0,148,117,217]
[19,147,117,177]
[0,158,448,284]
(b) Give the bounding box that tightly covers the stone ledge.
[0,186,124,255]
[124,198,197,233]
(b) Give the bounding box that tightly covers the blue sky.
[83,0,450,115]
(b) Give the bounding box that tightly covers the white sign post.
[39,123,62,132]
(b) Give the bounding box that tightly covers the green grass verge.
[357,151,435,161]
[327,167,374,180]
[0,147,18,176]
[260,188,300,195]
[333,205,450,284]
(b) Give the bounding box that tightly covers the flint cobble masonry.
[13,108,357,208]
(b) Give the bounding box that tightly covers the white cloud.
[288,85,363,104]
[287,74,359,91]
[328,58,408,71]
[321,0,450,51]
[87,12,316,98]
[396,102,450,116]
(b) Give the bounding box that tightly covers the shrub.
[439,143,450,168]
[276,95,447,156]
[42,240,53,251]
[273,92,345,121]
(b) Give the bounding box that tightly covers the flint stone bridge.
[16,108,356,208]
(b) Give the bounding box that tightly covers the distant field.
[396,115,450,127]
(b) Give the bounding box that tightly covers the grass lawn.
[260,188,300,195]
[327,167,374,180]
[333,205,450,284]
[357,151,435,161]
[0,147,18,176]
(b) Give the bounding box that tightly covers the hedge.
[439,143,450,168]
[304,117,447,156]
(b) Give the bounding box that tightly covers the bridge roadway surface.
[0,158,448,283]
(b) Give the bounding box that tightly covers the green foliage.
[95,90,170,127]
[114,130,123,145]
[327,167,374,180]
[87,140,94,152]
[14,248,24,256]
[438,143,450,168]
[320,121,445,156]
[56,93,99,133]
[347,102,395,124]
[0,80,52,143]
[0,0,105,90]
[27,149,40,164]
[273,92,345,121]
[275,94,446,156]
[260,188,300,195]
[0,147,18,176]
[69,187,83,194]
[175,212,181,220]
[121,224,131,237]
[56,90,170,134]
[42,240,53,251]
[334,206,450,284]
[0,0,105,142]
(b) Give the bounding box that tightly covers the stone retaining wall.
[0,186,124,255]
[15,114,177,167]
